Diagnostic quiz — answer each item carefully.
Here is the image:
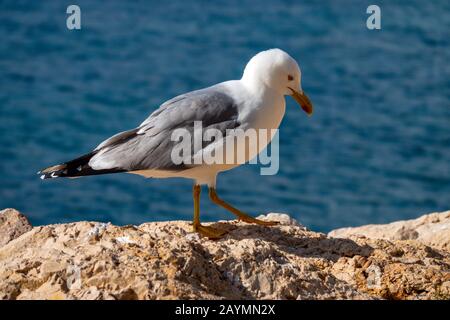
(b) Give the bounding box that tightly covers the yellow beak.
[289,87,313,116]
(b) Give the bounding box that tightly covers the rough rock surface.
[329,211,450,251]
[0,208,32,247]
[0,210,449,300]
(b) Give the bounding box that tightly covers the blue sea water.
[0,1,449,232]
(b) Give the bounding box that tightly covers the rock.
[257,213,305,228]
[329,211,450,250]
[0,209,449,300]
[0,208,32,247]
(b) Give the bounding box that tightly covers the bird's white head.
[242,48,313,115]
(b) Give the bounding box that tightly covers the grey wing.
[88,88,241,172]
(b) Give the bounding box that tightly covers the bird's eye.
[288,75,294,81]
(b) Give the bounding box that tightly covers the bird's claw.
[237,216,279,226]
[193,224,227,239]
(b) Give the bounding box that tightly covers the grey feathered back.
[89,88,241,172]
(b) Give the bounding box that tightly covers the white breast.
[238,87,286,159]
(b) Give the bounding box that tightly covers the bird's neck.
[240,77,279,100]
[239,78,286,130]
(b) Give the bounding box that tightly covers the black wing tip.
[38,150,130,180]
[38,172,53,180]
[38,163,127,180]
[37,168,66,180]
[38,152,97,180]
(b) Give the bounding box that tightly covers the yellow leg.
[192,184,227,239]
[208,187,278,226]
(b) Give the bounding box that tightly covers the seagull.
[39,48,313,239]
